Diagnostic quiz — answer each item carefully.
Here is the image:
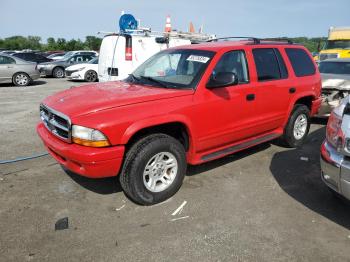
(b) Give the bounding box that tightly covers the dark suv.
[12,52,52,64]
[37,38,322,205]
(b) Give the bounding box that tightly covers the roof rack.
[207,37,294,45]
[208,37,260,44]
[258,38,293,44]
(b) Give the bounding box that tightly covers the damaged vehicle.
[321,96,350,201]
[318,58,350,116]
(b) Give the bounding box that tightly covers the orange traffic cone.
[165,15,171,33]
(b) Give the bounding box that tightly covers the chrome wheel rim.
[15,73,29,86]
[293,114,307,140]
[143,152,178,193]
[86,71,97,82]
[55,69,64,78]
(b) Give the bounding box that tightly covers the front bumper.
[37,122,125,178]
[38,66,53,76]
[320,141,350,200]
[66,70,83,80]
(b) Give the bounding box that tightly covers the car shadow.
[269,127,350,229]
[63,168,123,195]
[0,80,47,88]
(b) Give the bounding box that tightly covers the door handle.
[7,66,13,68]
[246,94,255,101]
[289,87,296,94]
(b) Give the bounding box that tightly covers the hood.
[43,81,194,118]
[39,60,65,66]
[321,73,350,90]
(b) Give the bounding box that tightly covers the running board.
[201,133,280,161]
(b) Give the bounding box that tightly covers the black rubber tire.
[120,134,187,205]
[52,67,65,78]
[84,70,98,82]
[12,72,30,86]
[280,104,310,148]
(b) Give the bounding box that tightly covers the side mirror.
[206,72,238,89]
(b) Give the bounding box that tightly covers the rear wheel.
[12,72,30,86]
[84,70,98,82]
[53,67,65,78]
[280,104,310,147]
[120,134,187,205]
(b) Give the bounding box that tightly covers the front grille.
[319,53,339,61]
[65,70,78,77]
[40,104,71,142]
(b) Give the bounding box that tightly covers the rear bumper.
[37,122,125,178]
[311,97,322,116]
[320,141,350,201]
[30,72,40,81]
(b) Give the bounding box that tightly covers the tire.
[280,104,310,148]
[84,70,98,82]
[52,67,65,78]
[120,134,187,205]
[12,72,30,86]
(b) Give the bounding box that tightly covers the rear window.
[285,48,315,77]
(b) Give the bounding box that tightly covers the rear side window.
[253,48,282,81]
[285,48,315,77]
[0,55,15,64]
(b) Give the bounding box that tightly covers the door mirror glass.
[206,72,238,89]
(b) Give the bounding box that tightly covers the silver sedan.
[0,54,40,86]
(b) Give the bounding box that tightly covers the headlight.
[72,125,110,147]
[326,111,344,151]
[76,67,85,71]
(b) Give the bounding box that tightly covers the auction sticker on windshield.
[186,55,210,63]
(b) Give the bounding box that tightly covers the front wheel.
[280,104,310,147]
[120,134,187,205]
[84,70,98,82]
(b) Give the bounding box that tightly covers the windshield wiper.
[128,73,141,83]
[139,76,170,88]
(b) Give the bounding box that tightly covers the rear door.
[250,47,291,134]
[0,55,16,83]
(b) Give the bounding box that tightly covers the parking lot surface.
[1,78,350,262]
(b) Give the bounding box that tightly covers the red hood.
[43,81,194,117]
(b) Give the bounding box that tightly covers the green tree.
[56,38,67,50]
[85,36,102,51]
[46,37,57,50]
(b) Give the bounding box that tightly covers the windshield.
[127,49,215,89]
[319,61,350,75]
[324,40,350,50]
[62,51,74,59]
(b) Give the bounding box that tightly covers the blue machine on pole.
[119,14,138,32]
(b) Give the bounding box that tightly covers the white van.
[98,33,191,82]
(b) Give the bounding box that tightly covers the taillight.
[125,35,132,61]
[326,111,344,151]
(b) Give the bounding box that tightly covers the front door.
[193,50,258,153]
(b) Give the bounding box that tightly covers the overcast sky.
[1,0,349,41]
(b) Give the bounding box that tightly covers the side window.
[274,49,288,79]
[212,50,249,84]
[0,56,16,64]
[76,56,83,62]
[285,48,316,77]
[83,55,92,61]
[253,48,281,81]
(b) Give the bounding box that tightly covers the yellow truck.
[318,27,350,61]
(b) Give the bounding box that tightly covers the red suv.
[37,38,322,205]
